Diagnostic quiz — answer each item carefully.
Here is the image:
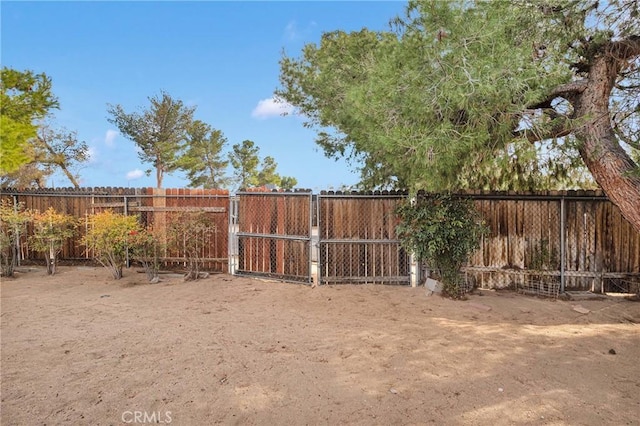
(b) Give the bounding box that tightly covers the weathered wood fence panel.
[236,191,312,283]
[318,192,410,285]
[159,188,229,271]
[466,191,640,291]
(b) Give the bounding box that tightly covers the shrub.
[0,199,31,277]
[396,193,488,298]
[83,210,140,279]
[129,226,164,282]
[29,207,78,275]
[166,210,215,281]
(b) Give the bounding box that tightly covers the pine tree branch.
[527,80,588,110]
[606,35,640,62]
[514,117,575,143]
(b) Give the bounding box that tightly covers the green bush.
[129,226,164,282]
[166,210,215,281]
[396,193,487,298]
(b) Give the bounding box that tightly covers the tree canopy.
[229,140,260,189]
[107,91,196,188]
[1,68,88,187]
[1,67,55,174]
[228,140,297,190]
[278,0,640,231]
[178,120,230,189]
[1,123,89,188]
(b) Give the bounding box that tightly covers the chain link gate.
[235,191,313,284]
[317,192,411,285]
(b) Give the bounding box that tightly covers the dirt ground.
[1,266,639,425]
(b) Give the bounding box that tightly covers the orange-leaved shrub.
[29,207,78,275]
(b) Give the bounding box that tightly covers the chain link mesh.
[235,191,312,283]
[317,192,411,285]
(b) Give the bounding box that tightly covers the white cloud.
[126,169,144,181]
[284,20,316,42]
[251,97,294,119]
[105,129,118,147]
[284,20,298,40]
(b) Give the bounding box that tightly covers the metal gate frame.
[233,191,313,284]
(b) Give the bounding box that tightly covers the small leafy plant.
[0,199,31,277]
[396,193,488,298]
[29,207,78,275]
[129,227,164,282]
[83,210,140,279]
[166,210,215,281]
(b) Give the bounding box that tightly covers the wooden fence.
[235,190,312,283]
[465,191,640,291]
[252,189,638,290]
[3,187,639,291]
[1,187,230,272]
[318,192,410,284]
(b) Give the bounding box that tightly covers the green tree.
[229,140,260,189]
[396,194,487,298]
[178,120,230,189]
[256,156,282,187]
[1,68,87,187]
[0,117,36,174]
[278,0,640,231]
[107,91,196,188]
[1,123,88,188]
[280,176,298,191]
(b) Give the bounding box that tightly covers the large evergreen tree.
[278,0,640,231]
[256,156,281,187]
[229,140,260,189]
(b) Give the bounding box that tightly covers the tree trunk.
[156,167,163,189]
[573,52,640,234]
[58,165,80,189]
[47,243,56,275]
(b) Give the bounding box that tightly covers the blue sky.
[2,1,407,191]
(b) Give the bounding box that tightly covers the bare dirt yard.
[1,266,639,425]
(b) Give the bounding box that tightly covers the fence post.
[315,193,321,286]
[12,195,21,267]
[560,196,566,293]
[410,254,418,287]
[228,196,236,275]
[308,192,313,285]
[124,195,130,268]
